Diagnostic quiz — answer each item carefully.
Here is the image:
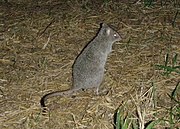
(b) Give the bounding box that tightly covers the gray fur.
[40,23,122,108]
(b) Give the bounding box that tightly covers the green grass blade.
[172,10,179,27]
[165,53,169,67]
[171,81,180,98]
[116,108,121,129]
[167,81,180,104]
[172,53,178,67]
[144,0,153,7]
[155,65,180,74]
[122,117,131,129]
[145,119,162,129]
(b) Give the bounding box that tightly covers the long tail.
[40,88,79,108]
[40,92,54,108]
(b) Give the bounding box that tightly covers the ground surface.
[0,0,180,129]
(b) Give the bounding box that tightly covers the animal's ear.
[105,27,111,35]
[101,23,111,35]
[101,23,109,29]
[101,23,107,27]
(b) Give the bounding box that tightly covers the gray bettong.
[40,23,122,108]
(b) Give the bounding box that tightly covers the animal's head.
[99,23,122,43]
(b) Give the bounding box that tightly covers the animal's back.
[73,46,105,89]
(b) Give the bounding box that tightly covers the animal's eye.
[113,33,117,37]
